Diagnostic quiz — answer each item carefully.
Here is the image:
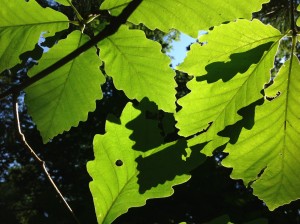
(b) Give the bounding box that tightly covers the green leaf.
[87,102,205,224]
[222,55,300,211]
[175,19,282,155]
[99,25,176,112]
[25,31,104,143]
[178,19,281,78]
[0,0,68,72]
[100,0,270,37]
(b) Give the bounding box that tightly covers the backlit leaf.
[175,20,282,155]
[25,31,104,143]
[99,25,176,112]
[87,102,205,223]
[178,19,281,78]
[100,0,269,37]
[222,55,300,211]
[0,0,68,72]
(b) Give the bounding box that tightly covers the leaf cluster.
[1,0,300,223]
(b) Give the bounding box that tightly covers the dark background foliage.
[0,0,299,223]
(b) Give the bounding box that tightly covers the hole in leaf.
[115,160,123,166]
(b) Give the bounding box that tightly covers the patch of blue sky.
[168,31,207,68]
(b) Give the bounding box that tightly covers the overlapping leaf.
[99,25,176,112]
[25,31,104,143]
[100,0,269,37]
[178,19,281,78]
[175,19,283,155]
[87,102,205,224]
[0,0,68,72]
[222,55,300,211]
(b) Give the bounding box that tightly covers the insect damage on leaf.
[115,160,123,166]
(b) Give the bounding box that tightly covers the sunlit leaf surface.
[222,56,300,211]
[0,0,68,72]
[25,31,104,143]
[87,102,205,223]
[99,25,176,112]
[175,20,282,155]
[100,0,269,37]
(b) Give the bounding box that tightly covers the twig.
[12,94,81,224]
[0,0,143,100]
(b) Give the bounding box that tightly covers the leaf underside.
[2,0,299,218]
[99,25,176,112]
[100,0,270,37]
[0,0,68,72]
[175,19,282,155]
[87,101,205,224]
[222,55,300,211]
[25,31,104,143]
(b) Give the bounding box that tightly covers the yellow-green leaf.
[222,55,300,211]
[25,31,104,143]
[99,25,176,112]
[87,102,205,223]
[175,20,282,155]
[100,0,269,37]
[0,0,68,72]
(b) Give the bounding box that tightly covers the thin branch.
[13,94,81,224]
[0,0,142,100]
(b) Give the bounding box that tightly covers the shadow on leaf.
[126,98,164,152]
[136,140,206,193]
[187,98,265,156]
[218,97,265,144]
[196,42,273,83]
[0,29,70,80]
